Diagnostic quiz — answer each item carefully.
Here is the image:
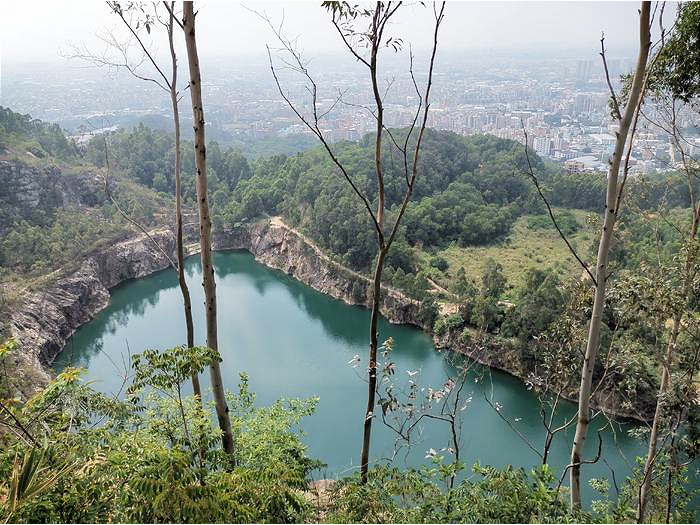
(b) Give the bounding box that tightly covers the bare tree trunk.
[182,0,234,455]
[167,1,201,401]
[569,1,651,507]
[360,247,386,483]
[88,2,203,399]
[359,21,387,483]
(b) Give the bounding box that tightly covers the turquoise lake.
[54,250,693,505]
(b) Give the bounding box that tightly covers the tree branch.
[600,34,623,121]
[519,123,597,285]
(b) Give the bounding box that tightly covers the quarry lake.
[55,250,654,503]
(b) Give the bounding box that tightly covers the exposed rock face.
[10,228,177,398]
[213,222,424,328]
[9,219,651,421]
[10,260,110,389]
[10,221,423,399]
[0,160,105,234]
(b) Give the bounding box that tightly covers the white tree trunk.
[167,2,201,401]
[569,1,651,507]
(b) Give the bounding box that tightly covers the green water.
[55,251,672,503]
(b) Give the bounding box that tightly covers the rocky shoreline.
[8,220,423,398]
[9,227,180,396]
[9,219,649,422]
[433,331,651,422]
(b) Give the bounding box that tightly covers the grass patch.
[419,210,594,298]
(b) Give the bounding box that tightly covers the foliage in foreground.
[0,346,320,523]
[323,460,697,523]
[323,462,581,524]
[0,343,698,523]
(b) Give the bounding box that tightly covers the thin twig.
[0,400,38,447]
[520,123,597,285]
[600,34,622,121]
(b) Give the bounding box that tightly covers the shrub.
[430,256,449,272]
[433,318,447,337]
[445,314,465,331]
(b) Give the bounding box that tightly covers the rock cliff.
[9,227,178,397]
[9,219,650,421]
[9,220,422,398]
[213,222,424,328]
[0,160,105,235]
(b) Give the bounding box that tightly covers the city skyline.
[0,1,694,176]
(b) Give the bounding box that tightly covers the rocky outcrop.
[0,160,105,235]
[212,222,424,328]
[9,220,423,399]
[9,228,178,397]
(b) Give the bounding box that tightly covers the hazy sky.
[1,1,655,69]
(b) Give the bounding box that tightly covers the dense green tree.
[385,240,415,274]
[502,268,565,344]
[417,296,439,329]
[0,107,77,159]
[480,258,506,299]
[653,2,700,102]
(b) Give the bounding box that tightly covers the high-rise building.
[534,136,553,156]
[576,60,592,85]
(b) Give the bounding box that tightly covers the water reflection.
[216,252,413,350]
[53,249,695,507]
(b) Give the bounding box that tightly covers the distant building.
[534,136,553,156]
[589,133,616,155]
[574,94,593,114]
[576,60,592,85]
[565,155,606,172]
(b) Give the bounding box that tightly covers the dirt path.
[427,276,458,299]
[270,216,468,315]
[269,216,370,284]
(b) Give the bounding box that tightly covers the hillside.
[0,107,170,338]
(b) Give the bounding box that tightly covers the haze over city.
[1,1,685,173]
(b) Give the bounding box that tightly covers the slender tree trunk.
[543,433,553,465]
[182,0,234,455]
[665,437,677,525]
[167,2,201,400]
[360,247,386,483]
[637,209,699,522]
[569,1,651,507]
[359,20,386,483]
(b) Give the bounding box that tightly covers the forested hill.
[0,107,168,279]
[219,130,552,270]
[86,122,696,281]
[0,106,78,161]
[87,125,590,269]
